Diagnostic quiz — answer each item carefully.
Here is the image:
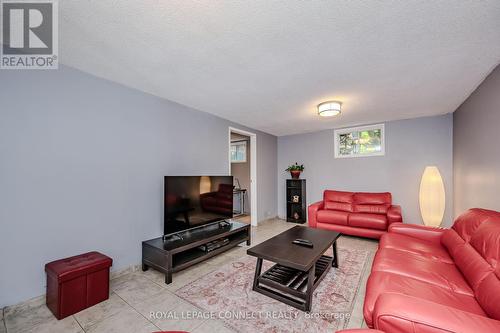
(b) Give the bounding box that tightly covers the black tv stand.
[142,220,250,284]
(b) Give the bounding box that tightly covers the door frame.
[228,127,257,226]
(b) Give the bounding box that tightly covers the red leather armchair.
[199,183,233,215]
[364,208,500,333]
[308,190,402,239]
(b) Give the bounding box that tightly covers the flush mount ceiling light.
[317,101,342,117]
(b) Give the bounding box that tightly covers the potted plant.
[285,162,305,179]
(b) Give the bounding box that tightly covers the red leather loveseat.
[364,208,500,332]
[308,190,402,239]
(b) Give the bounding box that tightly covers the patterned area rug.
[175,247,369,333]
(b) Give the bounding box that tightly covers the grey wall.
[0,66,277,307]
[257,131,278,220]
[454,64,500,216]
[278,115,453,227]
[231,134,251,213]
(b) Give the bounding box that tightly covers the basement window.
[334,124,385,158]
[231,141,247,163]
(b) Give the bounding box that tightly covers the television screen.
[164,176,233,235]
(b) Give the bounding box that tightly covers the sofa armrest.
[373,293,500,333]
[388,222,445,244]
[307,201,324,228]
[386,205,402,224]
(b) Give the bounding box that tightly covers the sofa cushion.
[353,204,390,215]
[364,271,486,328]
[353,192,391,205]
[324,190,353,203]
[316,210,349,225]
[452,208,491,242]
[372,248,473,296]
[324,201,353,212]
[469,218,500,320]
[315,223,386,239]
[382,232,454,264]
[470,218,500,270]
[349,213,387,230]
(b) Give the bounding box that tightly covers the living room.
[0,1,499,333]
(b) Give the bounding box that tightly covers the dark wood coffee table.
[247,226,340,311]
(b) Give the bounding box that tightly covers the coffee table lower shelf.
[252,255,334,311]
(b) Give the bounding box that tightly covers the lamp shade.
[419,166,445,227]
[199,176,211,194]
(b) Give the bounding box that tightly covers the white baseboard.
[4,263,142,312]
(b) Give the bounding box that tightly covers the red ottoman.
[45,251,113,319]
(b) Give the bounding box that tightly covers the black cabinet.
[286,179,306,223]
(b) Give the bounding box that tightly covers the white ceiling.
[60,1,500,136]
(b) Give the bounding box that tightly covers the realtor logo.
[1,0,58,69]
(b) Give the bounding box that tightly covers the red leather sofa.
[308,190,402,239]
[199,183,233,215]
[364,208,500,332]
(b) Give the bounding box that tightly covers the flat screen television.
[164,176,233,235]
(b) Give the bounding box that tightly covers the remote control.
[295,238,312,244]
[292,239,314,248]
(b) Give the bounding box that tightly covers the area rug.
[175,246,369,332]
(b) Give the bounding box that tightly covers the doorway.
[229,127,257,226]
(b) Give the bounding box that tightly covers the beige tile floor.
[1,218,378,333]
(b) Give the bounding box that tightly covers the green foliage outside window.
[338,128,382,157]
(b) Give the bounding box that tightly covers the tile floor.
[1,218,378,333]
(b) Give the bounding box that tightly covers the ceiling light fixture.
[317,101,342,117]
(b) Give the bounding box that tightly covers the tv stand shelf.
[142,220,250,284]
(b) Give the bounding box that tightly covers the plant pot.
[290,170,301,179]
